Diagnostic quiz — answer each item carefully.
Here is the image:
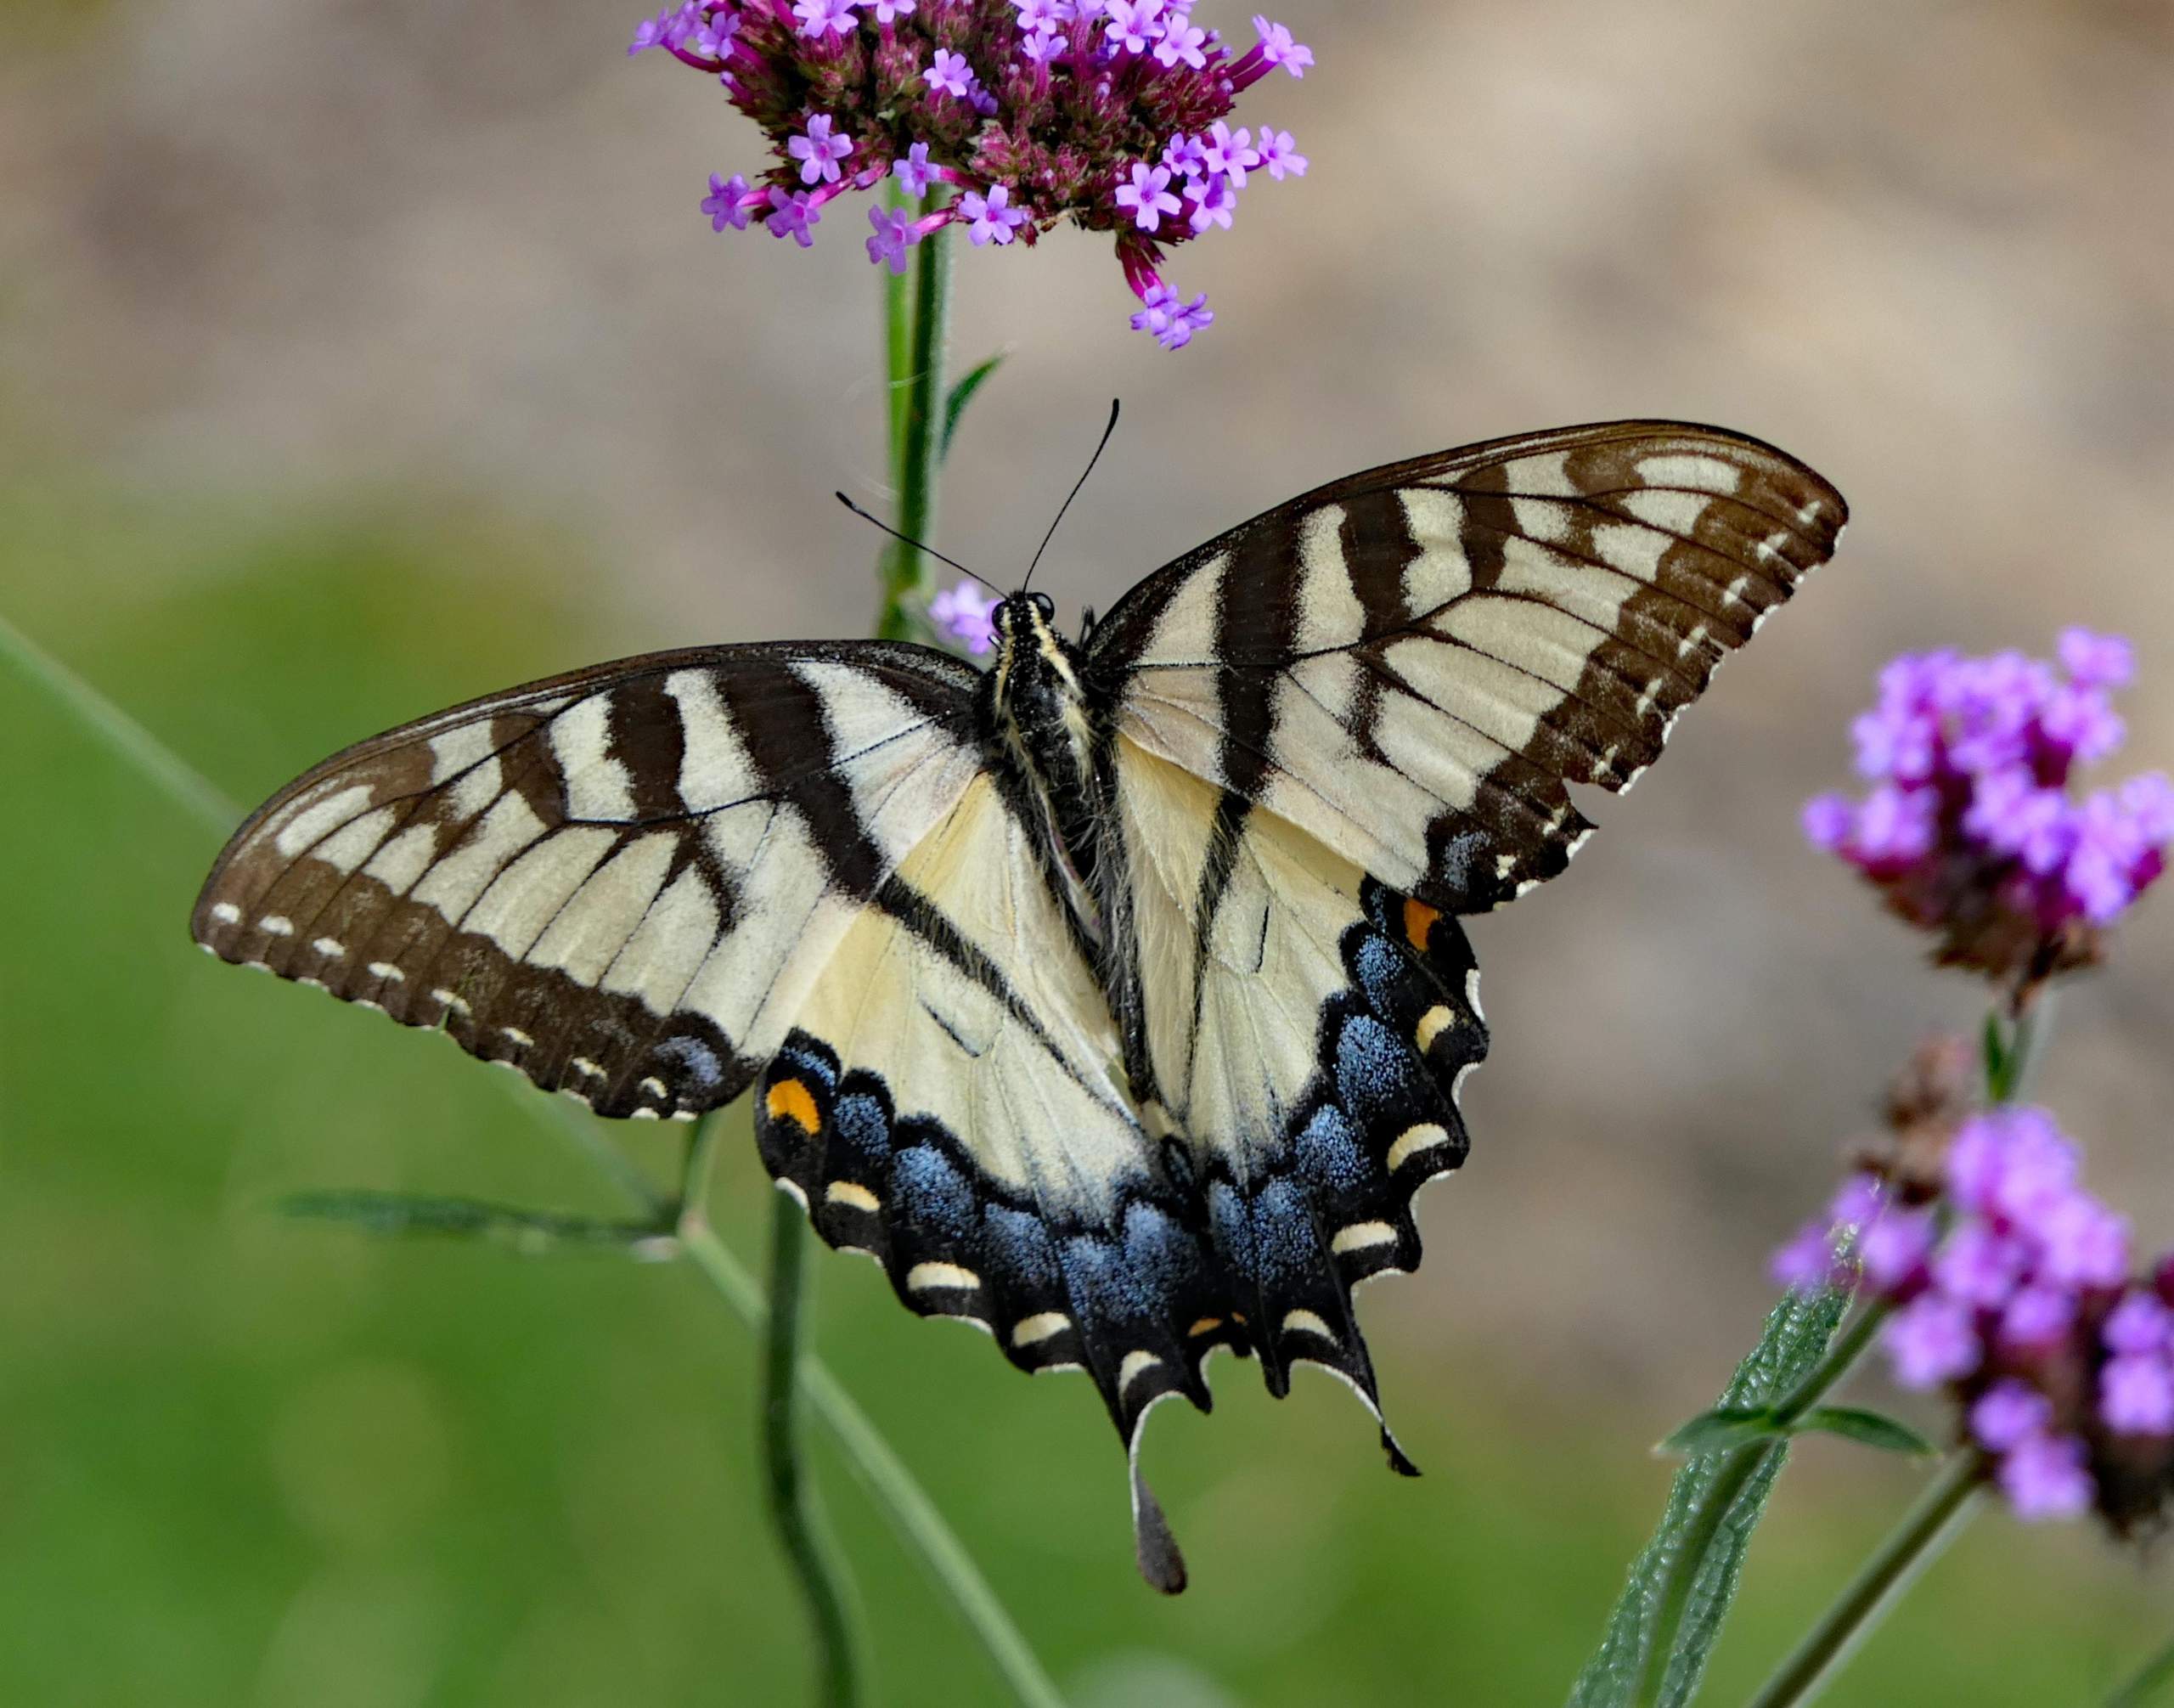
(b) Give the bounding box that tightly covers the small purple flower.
[1015,0,1073,31]
[1801,794,1854,849]
[1114,161,1182,231]
[1104,0,1167,53]
[789,114,853,185]
[1999,1433,2095,1520]
[1128,282,1212,349]
[1251,15,1312,75]
[629,3,701,55]
[791,0,860,38]
[1858,1207,1936,1294]
[1929,1223,2025,1308]
[2036,1192,2130,1288]
[1186,173,1239,234]
[959,184,1030,246]
[1884,1294,1982,1389]
[1162,132,1210,180]
[2059,629,2134,691]
[868,0,915,19]
[691,9,741,56]
[2104,1289,2173,1356]
[1202,120,1261,186]
[893,142,938,199]
[924,48,977,98]
[1770,1219,1845,1292]
[1256,127,1308,178]
[2101,1355,2174,1435]
[1999,1284,2076,1352]
[701,172,755,231]
[1019,27,1067,62]
[865,203,915,273]
[932,583,1000,655]
[1971,1380,2054,1452]
[765,186,822,245]
[1154,20,1210,67]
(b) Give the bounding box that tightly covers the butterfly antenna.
[1022,397,1122,595]
[833,493,1004,598]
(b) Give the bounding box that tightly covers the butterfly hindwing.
[192,642,986,1119]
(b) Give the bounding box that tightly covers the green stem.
[1743,1452,1987,1708]
[2107,1629,2174,1708]
[762,1192,864,1706]
[0,611,1063,1708]
[876,219,953,640]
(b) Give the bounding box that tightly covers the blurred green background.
[6,1,2174,1704]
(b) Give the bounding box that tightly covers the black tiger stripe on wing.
[191,642,986,1119]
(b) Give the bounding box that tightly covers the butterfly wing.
[191,641,990,1119]
[194,634,1213,1585]
[1084,420,1847,1435]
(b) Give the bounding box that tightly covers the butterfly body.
[191,420,1848,1591]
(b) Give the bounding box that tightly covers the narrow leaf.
[279,1189,677,1260]
[1656,1406,1787,1458]
[1794,1406,1936,1457]
[1569,1283,1851,1708]
[940,354,1006,461]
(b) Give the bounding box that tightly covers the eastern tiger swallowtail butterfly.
[192,420,1845,1592]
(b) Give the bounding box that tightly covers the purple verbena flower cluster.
[634,1,1315,349]
[1774,1107,2174,1529]
[1803,632,2173,980]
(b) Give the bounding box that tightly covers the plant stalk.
[1742,1451,1986,1708]
[877,215,952,640]
[761,1190,864,1706]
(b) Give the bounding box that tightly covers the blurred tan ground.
[5,0,2174,1696]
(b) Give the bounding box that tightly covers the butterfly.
[192,419,1846,1591]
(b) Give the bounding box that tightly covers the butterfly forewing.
[1089,420,1847,911]
[192,642,986,1119]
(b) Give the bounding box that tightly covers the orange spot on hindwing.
[1402,897,1440,951]
[765,1078,820,1136]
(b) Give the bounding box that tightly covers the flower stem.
[1742,1451,1987,1708]
[762,1192,865,1706]
[0,610,1063,1708]
[877,217,952,641]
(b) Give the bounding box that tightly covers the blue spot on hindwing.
[1294,1103,1369,1193]
[830,1091,892,1170]
[893,1145,975,1239]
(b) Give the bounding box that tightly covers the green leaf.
[279,1189,675,1260]
[939,354,1006,461]
[1793,1406,1936,1457]
[1655,1406,1787,1457]
[1569,1283,1851,1708]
